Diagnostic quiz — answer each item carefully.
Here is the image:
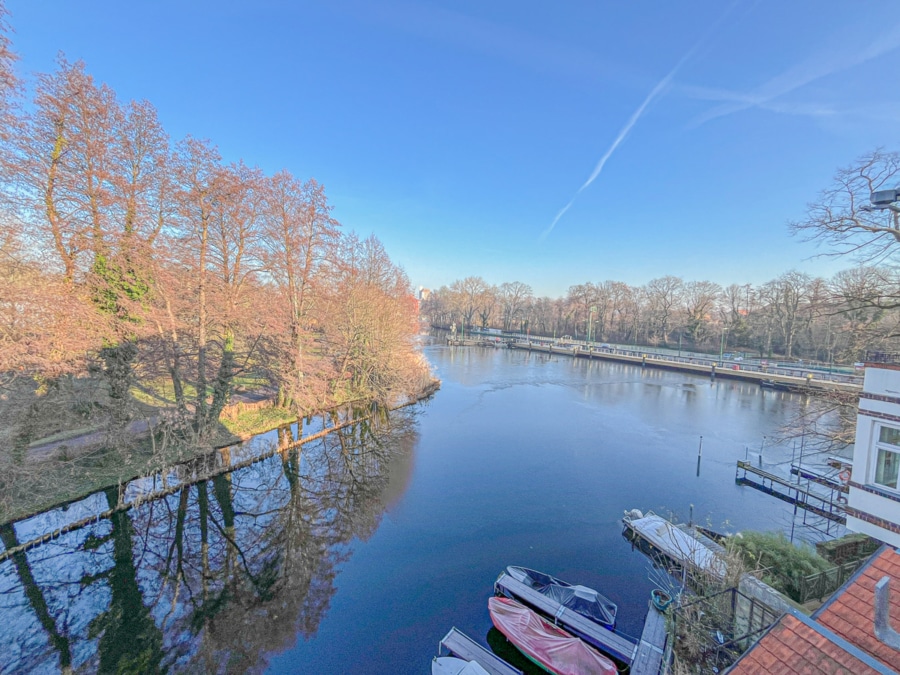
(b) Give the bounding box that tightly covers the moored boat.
[504,566,617,630]
[432,656,490,675]
[488,596,617,675]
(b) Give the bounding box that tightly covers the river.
[0,339,831,674]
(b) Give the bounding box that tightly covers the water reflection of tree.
[0,409,417,673]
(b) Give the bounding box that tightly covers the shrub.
[728,531,832,602]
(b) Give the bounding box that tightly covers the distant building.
[846,355,900,548]
[418,287,431,302]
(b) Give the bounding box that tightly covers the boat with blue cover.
[503,566,618,630]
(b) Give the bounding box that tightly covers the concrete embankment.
[507,341,860,395]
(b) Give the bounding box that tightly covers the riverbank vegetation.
[0,5,433,520]
[424,253,900,366]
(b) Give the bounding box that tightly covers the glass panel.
[878,426,900,447]
[875,448,900,489]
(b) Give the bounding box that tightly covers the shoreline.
[1,378,441,527]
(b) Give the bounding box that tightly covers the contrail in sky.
[540,7,735,241]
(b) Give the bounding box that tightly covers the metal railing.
[865,350,900,365]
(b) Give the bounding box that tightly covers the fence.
[783,557,871,604]
[671,587,781,674]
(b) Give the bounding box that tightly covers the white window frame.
[872,423,900,492]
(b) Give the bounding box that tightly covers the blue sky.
[7,1,899,297]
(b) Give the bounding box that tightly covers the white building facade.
[847,360,900,548]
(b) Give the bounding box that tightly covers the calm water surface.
[0,341,822,674]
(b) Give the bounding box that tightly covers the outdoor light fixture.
[870,188,900,213]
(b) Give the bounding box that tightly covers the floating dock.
[631,607,668,675]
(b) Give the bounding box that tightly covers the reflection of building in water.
[0,409,419,673]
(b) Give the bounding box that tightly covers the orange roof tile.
[815,547,900,672]
[728,614,883,674]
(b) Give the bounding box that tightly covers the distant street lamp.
[719,326,729,362]
[588,306,596,344]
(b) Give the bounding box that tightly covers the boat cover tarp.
[506,567,617,628]
[488,597,617,675]
[628,514,725,577]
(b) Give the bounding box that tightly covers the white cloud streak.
[540,66,682,240]
[690,20,900,126]
[541,5,736,240]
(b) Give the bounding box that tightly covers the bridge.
[450,330,862,395]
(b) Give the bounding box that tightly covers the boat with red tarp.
[488,596,617,675]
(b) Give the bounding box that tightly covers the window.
[874,425,900,490]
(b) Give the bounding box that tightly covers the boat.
[436,627,524,675]
[622,511,726,578]
[494,569,637,664]
[504,566,617,630]
[432,656,490,675]
[759,379,795,392]
[488,596,617,675]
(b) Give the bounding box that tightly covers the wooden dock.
[632,606,668,675]
[735,461,846,523]
[438,627,523,675]
[493,572,639,665]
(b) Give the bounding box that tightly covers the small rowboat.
[488,596,617,675]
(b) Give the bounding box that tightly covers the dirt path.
[25,390,273,462]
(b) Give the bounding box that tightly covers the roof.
[727,614,883,674]
[814,546,900,671]
[727,546,900,674]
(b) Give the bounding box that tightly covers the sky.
[6,0,900,297]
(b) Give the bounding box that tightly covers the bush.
[729,531,832,602]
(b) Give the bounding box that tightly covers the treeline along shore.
[0,6,435,521]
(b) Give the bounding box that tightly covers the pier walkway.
[735,461,847,524]
[496,340,861,395]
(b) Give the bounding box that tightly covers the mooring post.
[759,435,766,467]
[696,436,703,477]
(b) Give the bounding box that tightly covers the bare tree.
[260,173,340,409]
[499,281,532,331]
[791,149,900,264]
[682,280,722,346]
[644,276,684,344]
